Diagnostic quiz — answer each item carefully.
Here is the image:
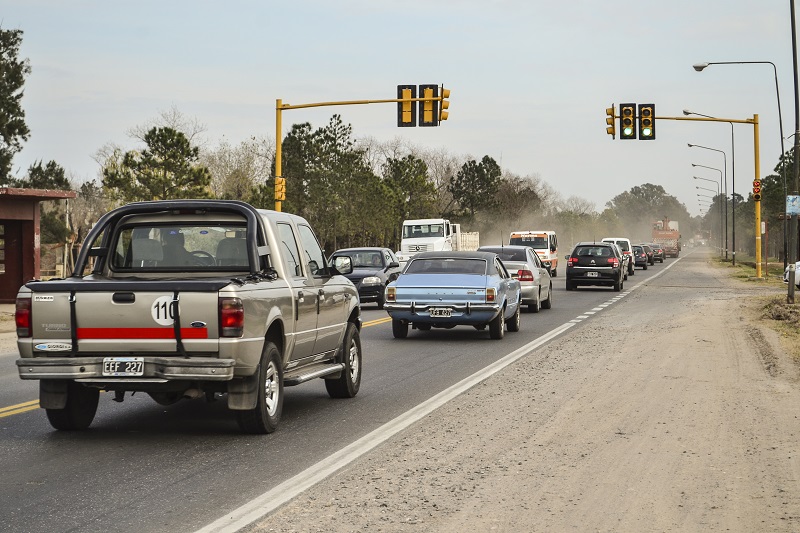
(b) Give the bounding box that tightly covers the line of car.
[330,239,668,341]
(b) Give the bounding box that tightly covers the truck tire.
[507,304,521,332]
[392,319,408,339]
[45,381,99,431]
[489,308,505,339]
[237,342,283,434]
[326,322,362,399]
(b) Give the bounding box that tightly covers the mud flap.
[227,371,259,410]
[40,380,68,409]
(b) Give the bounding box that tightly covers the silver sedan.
[479,245,553,312]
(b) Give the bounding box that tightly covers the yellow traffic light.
[396,84,416,127]
[274,176,286,201]
[419,84,438,127]
[439,86,450,123]
[620,103,636,140]
[638,104,655,140]
[605,105,616,139]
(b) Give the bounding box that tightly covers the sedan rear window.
[405,258,487,275]
[576,246,612,257]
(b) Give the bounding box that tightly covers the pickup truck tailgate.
[31,290,219,354]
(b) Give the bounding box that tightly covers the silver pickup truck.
[14,200,362,434]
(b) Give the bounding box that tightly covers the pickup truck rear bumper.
[16,356,236,382]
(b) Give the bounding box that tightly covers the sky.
[0,0,795,217]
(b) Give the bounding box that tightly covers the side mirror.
[550,245,556,252]
[564,255,570,260]
[331,256,353,275]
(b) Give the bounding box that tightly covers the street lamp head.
[691,163,698,167]
[687,143,694,147]
[683,109,693,116]
[693,63,710,72]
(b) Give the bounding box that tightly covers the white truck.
[509,230,559,277]
[396,218,479,266]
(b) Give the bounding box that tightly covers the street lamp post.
[689,143,728,258]
[695,175,723,255]
[693,60,788,269]
[696,182,722,254]
[685,110,737,266]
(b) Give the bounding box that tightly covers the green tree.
[448,155,502,219]
[102,126,212,202]
[382,154,436,221]
[0,28,31,183]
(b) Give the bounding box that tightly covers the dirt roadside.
[247,251,800,533]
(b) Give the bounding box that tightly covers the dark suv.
[565,242,625,291]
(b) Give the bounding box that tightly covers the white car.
[602,237,635,277]
[784,261,800,287]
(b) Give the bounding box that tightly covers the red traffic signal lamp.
[397,85,417,127]
[638,104,655,140]
[753,179,762,201]
[620,103,636,139]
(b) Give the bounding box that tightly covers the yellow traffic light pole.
[274,89,450,212]
[645,113,762,277]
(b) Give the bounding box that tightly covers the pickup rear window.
[111,224,249,271]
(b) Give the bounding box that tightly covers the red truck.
[652,218,681,258]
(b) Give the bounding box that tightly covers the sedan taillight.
[219,297,244,337]
[517,269,534,282]
[386,286,396,302]
[16,297,31,338]
[486,288,496,303]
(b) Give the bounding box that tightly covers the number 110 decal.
[151,296,176,326]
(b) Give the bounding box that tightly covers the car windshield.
[405,258,487,275]
[403,224,444,239]
[510,235,548,248]
[334,251,384,268]
[576,246,611,257]
[111,223,248,271]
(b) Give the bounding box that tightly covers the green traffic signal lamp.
[638,103,655,140]
[619,103,636,139]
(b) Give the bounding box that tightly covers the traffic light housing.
[439,86,450,123]
[753,179,762,201]
[397,85,417,127]
[419,84,439,127]
[605,105,616,139]
[638,104,655,140]
[274,176,286,201]
[620,103,636,139]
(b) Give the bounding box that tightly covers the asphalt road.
[0,256,678,532]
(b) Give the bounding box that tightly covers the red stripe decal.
[77,327,208,339]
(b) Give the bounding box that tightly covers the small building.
[0,187,77,303]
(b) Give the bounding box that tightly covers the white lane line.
[195,321,577,533]
[198,256,688,533]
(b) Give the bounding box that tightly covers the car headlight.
[361,276,381,285]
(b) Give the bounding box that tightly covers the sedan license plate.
[429,307,452,318]
[102,357,144,377]
[587,271,599,277]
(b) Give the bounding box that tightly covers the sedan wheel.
[489,308,505,339]
[541,284,552,309]
[507,304,521,332]
[392,319,408,339]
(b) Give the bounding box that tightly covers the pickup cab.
[15,200,362,434]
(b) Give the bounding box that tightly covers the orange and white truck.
[652,218,681,258]
[509,230,559,277]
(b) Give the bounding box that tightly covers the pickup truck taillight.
[517,269,534,282]
[15,297,31,338]
[219,297,244,337]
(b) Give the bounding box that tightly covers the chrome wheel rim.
[348,339,360,382]
[264,359,280,417]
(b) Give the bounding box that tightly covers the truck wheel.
[507,304,521,332]
[237,342,283,434]
[326,322,362,399]
[392,319,408,339]
[45,381,99,431]
[489,308,505,339]
[541,284,553,309]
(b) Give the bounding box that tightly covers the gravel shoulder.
[246,252,800,532]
